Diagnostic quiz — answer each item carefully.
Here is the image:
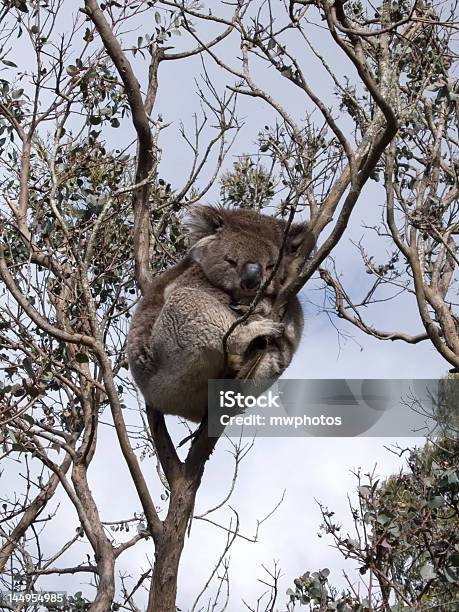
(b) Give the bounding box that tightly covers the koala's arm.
[236,296,303,381]
[156,287,283,362]
[130,285,284,395]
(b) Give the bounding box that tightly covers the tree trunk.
[145,411,221,611]
[89,551,116,612]
[147,479,198,612]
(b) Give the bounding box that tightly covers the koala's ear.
[286,222,315,255]
[189,235,214,265]
[186,205,225,244]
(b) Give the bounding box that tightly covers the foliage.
[220,155,276,210]
[286,436,459,611]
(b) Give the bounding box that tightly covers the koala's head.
[186,205,313,303]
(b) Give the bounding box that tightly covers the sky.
[2,1,453,610]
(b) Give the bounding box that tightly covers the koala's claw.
[271,322,285,337]
[250,319,284,338]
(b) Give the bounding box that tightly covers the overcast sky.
[2,1,452,610]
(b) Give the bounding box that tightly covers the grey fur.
[127,205,311,422]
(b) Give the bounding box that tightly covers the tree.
[319,0,459,366]
[0,0,456,610]
[282,434,459,612]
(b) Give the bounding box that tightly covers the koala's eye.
[266,261,276,271]
[225,257,237,267]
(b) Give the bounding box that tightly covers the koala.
[127,205,312,422]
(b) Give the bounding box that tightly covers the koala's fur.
[127,205,311,422]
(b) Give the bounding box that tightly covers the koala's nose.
[241,262,262,290]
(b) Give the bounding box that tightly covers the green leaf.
[12,384,24,397]
[75,352,89,363]
[280,66,293,78]
[363,511,375,524]
[444,566,459,582]
[155,11,161,23]
[376,513,391,525]
[436,85,448,101]
[83,28,94,42]
[12,443,28,452]
[420,563,436,580]
[427,496,444,509]
[25,385,40,398]
[2,59,18,68]
[21,413,35,425]
[447,471,459,484]
[22,356,34,376]
[387,525,400,537]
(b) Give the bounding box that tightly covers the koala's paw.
[228,319,284,356]
[230,298,274,319]
[227,353,244,373]
[248,319,284,339]
[134,346,155,370]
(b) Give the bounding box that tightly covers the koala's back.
[127,257,189,370]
